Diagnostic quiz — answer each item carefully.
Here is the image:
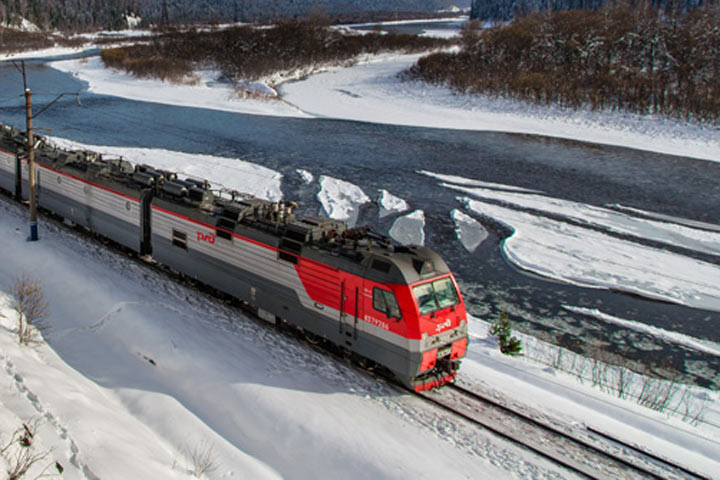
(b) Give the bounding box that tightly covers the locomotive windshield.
[413,277,459,315]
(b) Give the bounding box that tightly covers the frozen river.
[2,59,719,388]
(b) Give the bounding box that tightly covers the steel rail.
[415,384,697,480]
[586,426,710,480]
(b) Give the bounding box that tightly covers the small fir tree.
[489,312,523,356]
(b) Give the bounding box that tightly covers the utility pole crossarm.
[32,92,80,119]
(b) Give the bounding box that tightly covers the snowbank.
[280,55,720,163]
[52,56,308,118]
[48,137,284,202]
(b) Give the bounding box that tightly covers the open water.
[1,59,719,388]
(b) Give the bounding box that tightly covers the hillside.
[0,0,470,31]
[412,6,720,123]
[470,0,707,21]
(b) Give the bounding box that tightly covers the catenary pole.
[25,87,38,241]
[14,59,78,242]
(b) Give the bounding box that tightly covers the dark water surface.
[2,60,719,388]
[350,19,467,36]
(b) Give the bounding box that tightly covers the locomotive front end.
[410,274,468,391]
[382,246,469,392]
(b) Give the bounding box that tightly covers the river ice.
[389,209,426,245]
[462,197,720,312]
[317,175,371,226]
[451,209,488,253]
[378,189,409,218]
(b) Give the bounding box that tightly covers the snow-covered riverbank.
[51,50,720,162]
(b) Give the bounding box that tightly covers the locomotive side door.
[338,276,360,346]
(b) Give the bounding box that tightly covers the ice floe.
[297,169,314,184]
[462,197,720,312]
[451,209,488,253]
[389,209,425,245]
[317,175,371,226]
[563,305,720,358]
[419,170,543,193]
[378,189,409,218]
[447,184,720,257]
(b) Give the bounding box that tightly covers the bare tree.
[186,440,218,478]
[10,274,49,345]
[1,420,58,480]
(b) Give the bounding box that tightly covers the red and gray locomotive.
[1,124,468,391]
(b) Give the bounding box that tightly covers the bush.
[11,275,49,346]
[1,420,58,479]
[101,20,453,84]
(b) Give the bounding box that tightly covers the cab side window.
[373,288,401,319]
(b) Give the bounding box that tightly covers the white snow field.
[2,195,720,479]
[53,56,308,118]
[0,198,505,480]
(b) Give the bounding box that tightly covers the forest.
[100,19,451,84]
[470,0,709,21]
[0,0,465,31]
[411,4,720,122]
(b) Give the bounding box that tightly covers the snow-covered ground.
[2,21,720,479]
[53,57,307,117]
[0,28,156,62]
[2,187,719,479]
[0,45,99,62]
[0,198,503,480]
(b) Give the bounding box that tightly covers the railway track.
[2,195,710,479]
[416,384,709,480]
